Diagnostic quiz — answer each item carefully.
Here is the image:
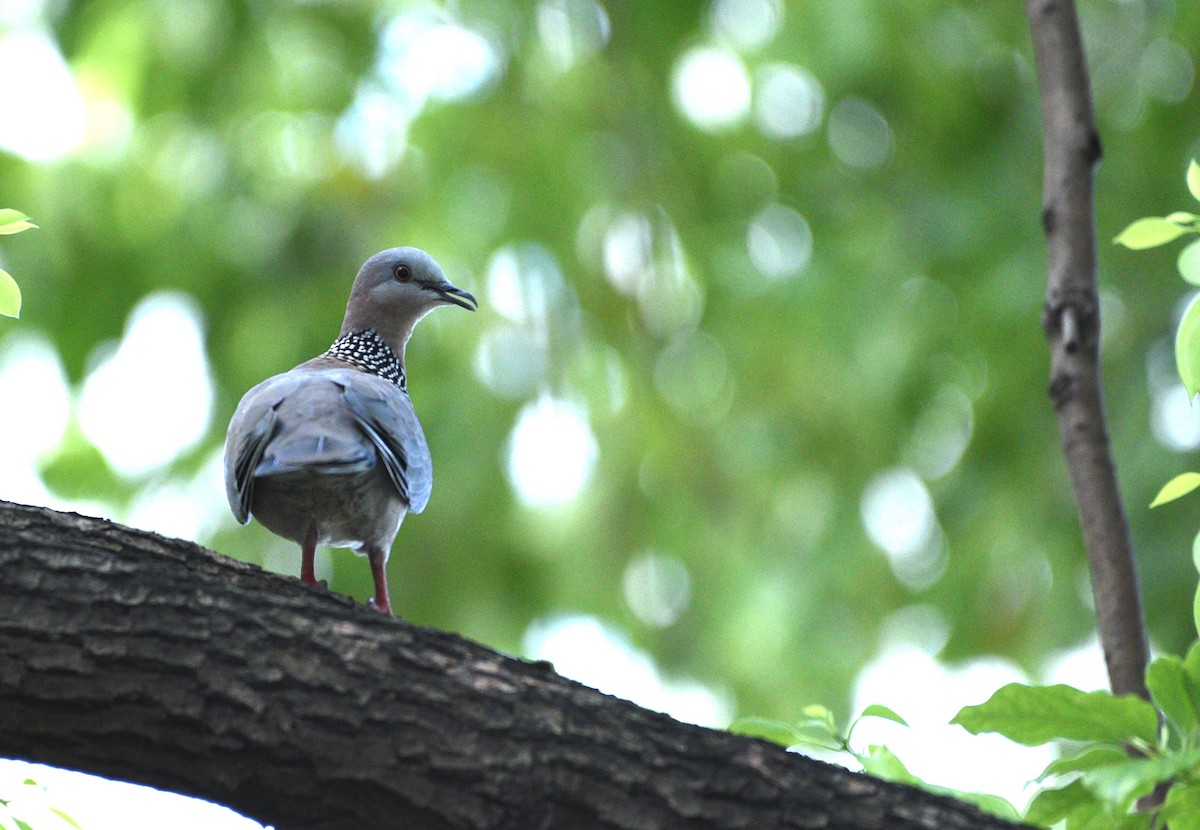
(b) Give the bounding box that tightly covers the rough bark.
[1025,0,1150,699]
[0,500,1027,829]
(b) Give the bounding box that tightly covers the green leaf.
[858,744,916,784]
[1148,655,1200,737]
[1115,216,1189,249]
[48,808,82,830]
[1167,211,1200,226]
[1037,745,1129,781]
[951,683,1159,746]
[792,704,840,745]
[0,269,20,318]
[800,703,836,730]
[1189,159,1200,204]
[1184,641,1200,691]
[1024,779,1101,826]
[1150,472,1200,507]
[1081,747,1200,810]
[1162,780,1200,830]
[1195,585,1200,644]
[1176,293,1200,396]
[1181,239,1200,285]
[0,209,36,235]
[728,716,800,747]
[858,703,909,728]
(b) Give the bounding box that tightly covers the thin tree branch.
[1025,0,1150,698]
[0,500,1029,830]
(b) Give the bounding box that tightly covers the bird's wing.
[339,375,433,513]
[224,376,288,524]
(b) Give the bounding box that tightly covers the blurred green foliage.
[3,0,1200,726]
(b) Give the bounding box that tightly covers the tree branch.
[0,500,1027,829]
[1025,0,1149,698]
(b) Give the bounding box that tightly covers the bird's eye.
[394,264,412,282]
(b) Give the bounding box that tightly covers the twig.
[1025,0,1150,699]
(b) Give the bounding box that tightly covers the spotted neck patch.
[325,328,406,390]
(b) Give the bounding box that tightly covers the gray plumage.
[223,247,476,615]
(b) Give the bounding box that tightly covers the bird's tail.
[254,435,374,478]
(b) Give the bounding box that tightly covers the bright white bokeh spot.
[379,12,501,103]
[1042,636,1109,691]
[861,468,935,559]
[536,0,610,72]
[0,331,70,506]
[903,386,974,479]
[709,0,783,51]
[601,208,703,336]
[671,46,751,131]
[602,210,654,296]
[827,97,894,169]
[523,614,732,727]
[486,242,565,326]
[1151,383,1200,451]
[0,761,266,830]
[0,30,86,161]
[754,63,824,139]
[506,395,598,507]
[622,551,691,628]
[335,83,412,179]
[337,8,502,177]
[851,645,1054,810]
[473,326,547,399]
[0,331,70,462]
[861,468,946,589]
[78,292,214,479]
[747,203,812,280]
[0,0,44,26]
[124,449,231,545]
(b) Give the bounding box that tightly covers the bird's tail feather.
[254,435,374,477]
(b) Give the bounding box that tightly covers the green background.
[3,0,1200,726]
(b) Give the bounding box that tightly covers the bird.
[223,247,477,616]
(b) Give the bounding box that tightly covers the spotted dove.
[223,247,477,615]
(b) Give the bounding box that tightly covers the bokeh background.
[3,0,1200,825]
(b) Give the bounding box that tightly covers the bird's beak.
[428,282,478,311]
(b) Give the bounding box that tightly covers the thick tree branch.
[1025,0,1149,698]
[0,500,1027,829]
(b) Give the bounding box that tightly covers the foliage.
[0,208,35,318]
[919,164,1200,826]
[950,642,1200,827]
[730,704,1020,821]
[1116,160,1200,396]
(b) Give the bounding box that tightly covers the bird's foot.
[300,576,328,590]
[367,597,393,616]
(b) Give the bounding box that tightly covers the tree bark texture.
[0,501,1028,830]
[1025,0,1150,699]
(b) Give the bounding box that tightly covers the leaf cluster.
[1116,160,1200,396]
[952,649,1200,828]
[730,705,1020,821]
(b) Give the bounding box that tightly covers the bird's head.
[341,247,477,348]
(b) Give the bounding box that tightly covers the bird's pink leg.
[300,526,325,587]
[366,546,392,616]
